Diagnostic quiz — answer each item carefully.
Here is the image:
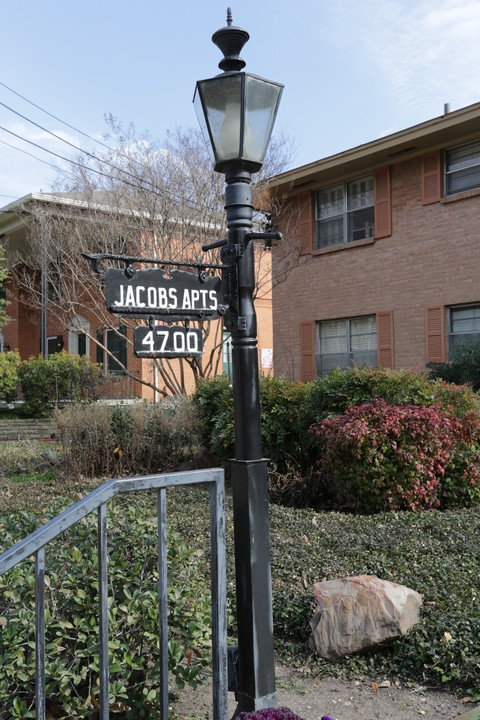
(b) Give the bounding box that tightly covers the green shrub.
[259,376,310,473]
[312,398,480,513]
[192,375,235,467]
[430,378,480,417]
[194,369,480,510]
[0,499,213,717]
[301,366,435,420]
[428,337,480,391]
[18,353,102,417]
[0,351,20,404]
[56,398,200,478]
[193,376,314,473]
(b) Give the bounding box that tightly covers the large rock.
[309,574,422,659]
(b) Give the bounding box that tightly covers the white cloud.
[0,118,85,198]
[369,0,479,116]
[328,0,480,122]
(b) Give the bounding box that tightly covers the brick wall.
[273,154,480,379]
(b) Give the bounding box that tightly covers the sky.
[1,0,479,203]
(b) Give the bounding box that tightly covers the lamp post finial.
[212,9,249,72]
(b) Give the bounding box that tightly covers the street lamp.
[194,8,283,716]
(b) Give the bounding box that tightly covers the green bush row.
[0,498,215,718]
[193,367,480,511]
[0,352,102,416]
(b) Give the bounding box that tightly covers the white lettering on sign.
[113,284,217,311]
[140,328,201,355]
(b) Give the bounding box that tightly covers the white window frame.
[316,315,377,375]
[315,174,375,250]
[444,140,480,196]
[448,303,480,354]
[68,316,90,357]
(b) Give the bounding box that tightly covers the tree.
[0,243,9,330]
[10,120,294,396]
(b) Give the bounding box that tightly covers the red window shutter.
[425,306,446,363]
[376,311,395,368]
[298,192,313,255]
[374,167,391,239]
[422,151,441,205]
[300,321,316,381]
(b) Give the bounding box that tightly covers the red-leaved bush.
[311,398,480,513]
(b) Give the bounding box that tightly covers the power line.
[0,136,69,175]
[0,103,219,215]
[0,80,113,152]
[0,99,164,192]
[0,83,225,216]
[0,125,225,227]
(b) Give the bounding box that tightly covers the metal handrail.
[0,468,228,720]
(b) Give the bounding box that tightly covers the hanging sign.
[105,268,224,321]
[134,325,203,358]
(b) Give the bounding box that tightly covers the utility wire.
[0,136,69,175]
[0,99,220,215]
[0,99,167,193]
[0,125,226,231]
[0,80,114,152]
[0,123,158,194]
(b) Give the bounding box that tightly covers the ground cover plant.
[170,488,480,699]
[0,492,219,719]
[2,365,480,715]
[2,470,480,716]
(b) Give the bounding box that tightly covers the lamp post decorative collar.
[212,8,249,72]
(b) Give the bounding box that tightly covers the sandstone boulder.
[310,574,422,659]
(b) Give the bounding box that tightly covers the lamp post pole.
[194,9,283,715]
[224,166,278,714]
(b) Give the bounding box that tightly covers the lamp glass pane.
[244,75,283,164]
[194,74,243,163]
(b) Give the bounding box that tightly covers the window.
[317,316,377,374]
[96,327,127,373]
[316,175,374,249]
[445,140,480,195]
[448,304,480,352]
[68,316,90,357]
[47,335,64,355]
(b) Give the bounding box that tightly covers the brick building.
[0,192,273,398]
[269,102,480,381]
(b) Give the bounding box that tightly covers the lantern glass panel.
[194,74,243,164]
[244,75,282,164]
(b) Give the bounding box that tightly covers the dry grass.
[0,439,101,515]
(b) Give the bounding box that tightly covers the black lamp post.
[194,8,283,715]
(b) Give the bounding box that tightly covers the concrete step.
[0,419,58,441]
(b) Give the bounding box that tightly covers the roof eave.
[269,101,480,194]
